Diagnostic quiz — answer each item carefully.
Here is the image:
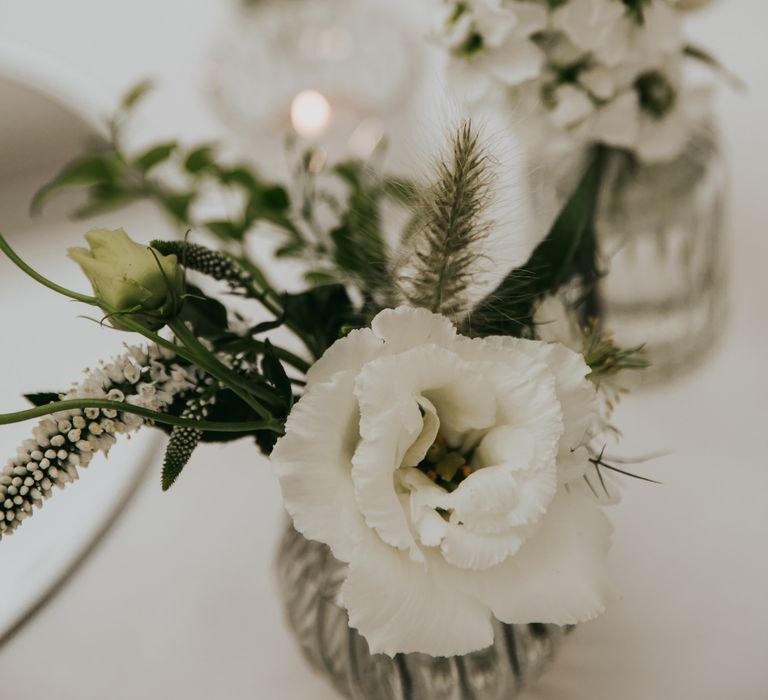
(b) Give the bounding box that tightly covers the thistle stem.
[0,399,282,433]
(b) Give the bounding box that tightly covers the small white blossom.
[0,346,201,538]
[439,0,548,103]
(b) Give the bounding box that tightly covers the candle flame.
[290,90,332,138]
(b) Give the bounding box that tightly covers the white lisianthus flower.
[440,0,548,103]
[553,0,682,68]
[272,306,612,657]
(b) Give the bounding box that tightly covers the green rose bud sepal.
[68,228,184,331]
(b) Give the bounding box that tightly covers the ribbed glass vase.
[275,522,569,700]
[598,125,728,383]
[529,124,727,384]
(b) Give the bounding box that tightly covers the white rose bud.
[68,228,184,331]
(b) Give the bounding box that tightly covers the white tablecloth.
[0,1,766,698]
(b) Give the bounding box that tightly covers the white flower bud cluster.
[0,344,202,538]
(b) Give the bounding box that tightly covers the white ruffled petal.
[352,346,497,554]
[446,57,494,104]
[371,306,457,354]
[475,425,534,470]
[500,338,598,455]
[637,2,683,58]
[486,41,545,87]
[440,518,527,570]
[341,533,493,657]
[400,397,440,468]
[448,462,556,533]
[558,444,593,485]
[271,370,365,562]
[352,401,424,557]
[553,0,627,59]
[453,336,564,467]
[472,1,517,47]
[507,1,548,36]
[305,327,383,385]
[464,489,613,624]
[592,91,640,149]
[549,84,595,130]
[636,108,690,163]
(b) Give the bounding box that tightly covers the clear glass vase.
[597,126,728,383]
[207,0,422,166]
[275,522,569,700]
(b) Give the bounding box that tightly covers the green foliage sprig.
[0,85,652,530]
[33,82,416,308]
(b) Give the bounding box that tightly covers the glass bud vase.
[275,522,569,700]
[597,125,728,384]
[207,0,422,165]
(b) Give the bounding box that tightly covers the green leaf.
[274,241,306,258]
[261,339,292,409]
[31,153,121,214]
[304,269,339,286]
[467,147,607,337]
[205,219,244,241]
[327,161,390,290]
[72,185,142,219]
[177,285,229,339]
[23,392,61,407]
[159,192,195,223]
[217,166,259,189]
[249,317,285,335]
[134,142,177,173]
[684,44,745,90]
[120,79,155,112]
[282,284,359,356]
[184,145,217,174]
[261,185,290,211]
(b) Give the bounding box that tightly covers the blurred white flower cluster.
[437,0,714,162]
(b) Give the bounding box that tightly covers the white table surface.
[0,2,767,699]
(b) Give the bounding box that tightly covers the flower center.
[621,0,651,23]
[416,433,474,492]
[635,70,677,119]
[459,31,484,56]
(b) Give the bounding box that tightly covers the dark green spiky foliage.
[465,146,607,338]
[400,121,493,319]
[583,325,648,380]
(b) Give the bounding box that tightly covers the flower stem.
[0,233,281,422]
[0,399,282,433]
[167,319,275,421]
[0,233,98,304]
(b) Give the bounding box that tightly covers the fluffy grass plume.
[399,120,494,319]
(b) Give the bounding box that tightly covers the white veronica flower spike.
[272,307,612,657]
